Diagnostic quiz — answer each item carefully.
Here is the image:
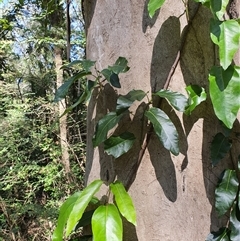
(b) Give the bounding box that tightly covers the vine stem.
[125,3,201,191]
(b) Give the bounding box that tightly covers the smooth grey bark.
[84,0,239,240]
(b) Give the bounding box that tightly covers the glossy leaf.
[215,169,238,216]
[66,180,103,237]
[92,204,123,241]
[110,73,121,88]
[52,192,81,241]
[210,19,240,69]
[229,201,240,241]
[148,0,165,18]
[110,57,130,74]
[54,71,90,102]
[104,132,135,158]
[116,90,146,115]
[210,0,229,20]
[101,69,121,88]
[110,181,137,226]
[206,228,230,241]
[185,85,207,115]
[210,132,232,166]
[93,112,123,147]
[154,89,188,112]
[145,107,179,155]
[209,65,240,129]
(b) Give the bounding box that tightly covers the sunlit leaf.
[110,181,137,226]
[210,0,229,20]
[154,89,188,112]
[66,180,103,237]
[52,192,81,241]
[229,201,240,241]
[92,204,123,241]
[206,227,230,241]
[210,19,240,69]
[185,85,206,115]
[93,112,123,147]
[148,0,166,18]
[215,169,238,216]
[145,107,179,155]
[209,65,240,129]
[104,132,135,158]
[210,132,232,166]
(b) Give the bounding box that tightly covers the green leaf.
[92,204,123,241]
[145,107,179,155]
[229,201,240,241]
[110,73,121,88]
[93,112,123,147]
[185,85,207,115]
[104,132,135,158]
[110,181,137,226]
[154,89,188,112]
[54,71,90,102]
[116,96,133,115]
[125,89,146,102]
[66,180,103,237]
[116,90,146,115]
[215,169,238,216]
[210,0,229,20]
[209,65,240,129]
[110,57,130,74]
[52,192,81,241]
[210,132,232,166]
[148,0,166,18]
[101,69,121,88]
[81,59,96,72]
[206,228,230,241]
[210,19,240,70]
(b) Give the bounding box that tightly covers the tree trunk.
[55,47,70,175]
[84,0,239,240]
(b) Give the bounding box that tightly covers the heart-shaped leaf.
[215,169,238,216]
[145,107,179,155]
[154,89,188,112]
[104,132,135,158]
[66,180,103,236]
[110,181,137,226]
[210,132,232,166]
[209,65,240,129]
[93,112,123,147]
[92,204,123,241]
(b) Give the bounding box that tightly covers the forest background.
[0,0,86,240]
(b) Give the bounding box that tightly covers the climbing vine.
[52,0,240,240]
